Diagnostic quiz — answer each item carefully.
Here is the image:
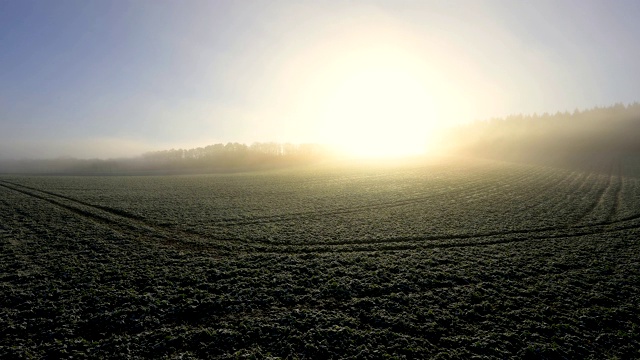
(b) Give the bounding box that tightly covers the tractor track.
[571,171,611,225]
[2,165,639,255]
[606,161,623,223]
[0,169,535,229]
[198,168,560,227]
[254,213,640,254]
[0,181,247,252]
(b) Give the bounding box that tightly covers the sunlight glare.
[319,53,440,158]
[277,17,486,158]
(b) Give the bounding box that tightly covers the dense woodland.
[450,102,640,170]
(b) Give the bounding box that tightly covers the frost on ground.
[1,159,639,359]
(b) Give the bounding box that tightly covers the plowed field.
[1,158,639,358]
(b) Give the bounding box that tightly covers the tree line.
[0,142,332,175]
[3,103,640,175]
[448,102,640,170]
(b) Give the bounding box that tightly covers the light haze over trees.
[449,102,640,171]
[3,102,640,175]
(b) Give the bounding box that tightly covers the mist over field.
[3,1,640,162]
[2,102,640,176]
[2,1,640,359]
[450,103,640,173]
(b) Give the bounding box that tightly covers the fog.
[0,137,163,161]
[447,103,640,174]
[4,1,640,164]
[2,102,639,175]
[0,142,332,175]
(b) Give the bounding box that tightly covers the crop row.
[1,178,639,358]
[2,158,640,358]
[4,159,639,249]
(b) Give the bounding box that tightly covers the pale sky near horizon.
[2,0,640,159]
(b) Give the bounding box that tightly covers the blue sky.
[2,0,640,159]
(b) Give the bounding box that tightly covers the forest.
[450,102,640,171]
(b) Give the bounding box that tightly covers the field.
[1,157,639,359]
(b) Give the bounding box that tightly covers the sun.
[318,64,439,158]
[277,19,476,158]
[307,43,445,159]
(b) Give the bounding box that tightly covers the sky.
[2,0,640,159]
